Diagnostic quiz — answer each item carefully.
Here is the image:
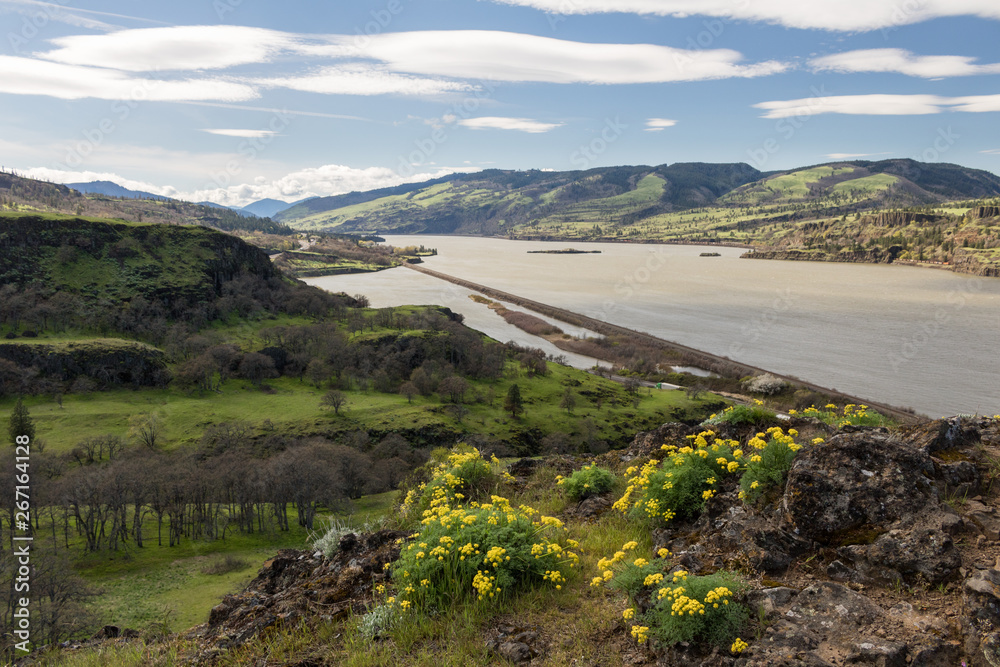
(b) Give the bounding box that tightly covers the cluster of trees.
[173,309,519,400]
[0,426,427,557]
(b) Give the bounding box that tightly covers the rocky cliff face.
[0,339,169,388]
[967,206,1000,220]
[952,249,1000,278]
[741,247,901,264]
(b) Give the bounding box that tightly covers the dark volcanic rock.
[781,432,937,543]
[839,516,962,585]
[189,529,407,659]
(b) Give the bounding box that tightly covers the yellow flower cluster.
[703,586,732,608]
[731,637,749,654]
[473,570,498,600]
[544,570,565,589]
[622,608,634,620]
[630,625,650,643]
[644,573,664,587]
[670,593,705,617]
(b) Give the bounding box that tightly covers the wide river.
[306,236,1000,418]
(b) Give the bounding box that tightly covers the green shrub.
[557,463,615,501]
[390,446,579,612]
[738,427,802,504]
[391,495,578,611]
[701,402,777,428]
[793,403,893,427]
[594,542,749,648]
[399,445,512,520]
[613,431,742,525]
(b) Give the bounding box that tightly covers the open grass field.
[3,360,721,455]
[32,491,400,634]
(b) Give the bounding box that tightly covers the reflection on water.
[306,236,1000,417]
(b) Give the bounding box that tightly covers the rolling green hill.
[0,170,292,235]
[273,159,1000,245]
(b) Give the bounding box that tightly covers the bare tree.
[560,388,577,413]
[321,390,347,415]
[399,381,418,404]
[438,376,470,404]
[238,352,278,386]
[128,413,164,451]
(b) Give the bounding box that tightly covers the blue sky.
[1,0,999,206]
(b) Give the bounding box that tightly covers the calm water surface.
[307,236,1000,417]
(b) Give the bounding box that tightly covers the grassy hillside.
[0,212,276,304]
[273,160,1000,248]
[0,171,291,235]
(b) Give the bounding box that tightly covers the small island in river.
[527,248,602,254]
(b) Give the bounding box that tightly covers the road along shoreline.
[402,263,923,424]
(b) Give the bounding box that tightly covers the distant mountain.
[66,180,171,201]
[273,159,1000,243]
[240,198,295,218]
[273,164,763,234]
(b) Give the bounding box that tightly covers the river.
[305,236,1000,418]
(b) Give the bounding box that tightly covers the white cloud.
[202,129,279,138]
[357,30,788,83]
[754,93,1000,118]
[947,94,1000,113]
[257,65,476,97]
[811,49,1000,78]
[486,0,1000,32]
[38,25,294,71]
[21,166,178,197]
[981,149,1000,155]
[756,94,945,118]
[33,26,788,84]
[645,118,677,131]
[0,55,257,101]
[458,117,563,133]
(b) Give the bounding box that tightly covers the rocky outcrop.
[741,247,902,264]
[624,417,1000,666]
[0,339,170,387]
[951,249,1000,278]
[185,529,406,663]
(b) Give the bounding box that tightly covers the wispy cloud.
[485,0,1000,32]
[644,118,677,131]
[256,65,476,97]
[811,49,1000,78]
[458,117,563,133]
[178,102,371,122]
[754,93,1000,118]
[0,0,169,31]
[981,149,1000,155]
[201,129,279,138]
[0,55,257,101]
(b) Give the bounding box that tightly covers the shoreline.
[402,263,923,424]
